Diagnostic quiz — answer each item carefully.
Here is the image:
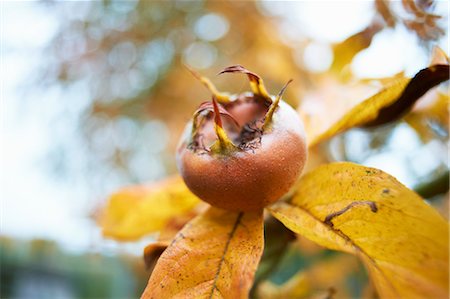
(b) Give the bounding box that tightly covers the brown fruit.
[176,66,307,212]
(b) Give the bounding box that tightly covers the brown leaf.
[142,207,264,299]
[363,64,449,127]
[304,64,449,147]
[375,0,396,27]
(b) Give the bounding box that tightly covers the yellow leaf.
[330,21,383,80]
[406,90,449,141]
[142,207,264,299]
[143,206,207,271]
[268,162,449,299]
[98,176,200,240]
[257,254,361,299]
[304,65,449,147]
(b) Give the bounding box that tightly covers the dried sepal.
[210,97,239,155]
[263,79,293,131]
[218,65,272,102]
[186,65,231,103]
[191,101,240,137]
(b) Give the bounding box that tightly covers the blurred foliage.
[0,237,148,299]
[37,0,447,194]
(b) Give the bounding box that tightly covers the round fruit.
[176,66,307,212]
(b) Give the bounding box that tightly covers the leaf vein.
[209,212,244,299]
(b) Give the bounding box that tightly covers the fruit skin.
[176,100,307,212]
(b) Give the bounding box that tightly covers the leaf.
[98,176,200,240]
[404,48,449,141]
[363,64,449,127]
[304,64,449,147]
[144,241,170,272]
[405,89,449,141]
[142,207,264,299]
[330,21,383,79]
[375,0,396,27]
[268,162,449,299]
[257,254,362,299]
[143,208,205,272]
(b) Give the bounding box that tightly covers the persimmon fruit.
[176,65,307,211]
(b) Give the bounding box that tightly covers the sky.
[1,1,448,255]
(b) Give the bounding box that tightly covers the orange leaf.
[142,207,264,299]
[98,176,200,240]
[330,21,383,80]
[143,206,206,271]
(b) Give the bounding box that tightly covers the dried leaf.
[98,176,200,240]
[363,64,449,127]
[268,162,449,299]
[305,64,449,147]
[142,207,264,299]
[375,0,396,27]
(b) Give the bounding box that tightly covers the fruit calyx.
[187,65,291,156]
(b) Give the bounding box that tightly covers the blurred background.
[1,0,448,298]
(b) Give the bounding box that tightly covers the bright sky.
[1,1,447,254]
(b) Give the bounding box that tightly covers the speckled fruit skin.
[176,100,307,212]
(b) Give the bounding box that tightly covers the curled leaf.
[142,207,264,299]
[268,162,449,299]
[98,176,200,241]
[305,64,449,147]
[363,64,449,127]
